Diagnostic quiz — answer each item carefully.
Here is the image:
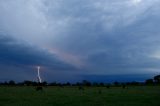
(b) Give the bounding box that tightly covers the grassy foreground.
[0,86,160,106]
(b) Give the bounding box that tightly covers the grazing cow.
[122,84,126,89]
[78,86,84,91]
[36,86,43,91]
[106,85,110,89]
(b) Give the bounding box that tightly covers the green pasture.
[0,86,160,106]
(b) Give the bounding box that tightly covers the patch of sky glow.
[131,0,142,5]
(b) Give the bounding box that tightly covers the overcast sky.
[0,0,160,82]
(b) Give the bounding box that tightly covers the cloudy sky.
[0,0,160,82]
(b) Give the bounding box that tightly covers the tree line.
[0,74,160,87]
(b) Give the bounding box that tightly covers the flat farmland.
[0,86,160,106]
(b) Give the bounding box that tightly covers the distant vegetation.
[0,74,160,87]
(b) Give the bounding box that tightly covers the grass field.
[0,86,160,106]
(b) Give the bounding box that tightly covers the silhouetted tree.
[9,80,15,85]
[93,82,99,87]
[48,82,57,86]
[36,86,43,91]
[114,81,119,86]
[122,83,126,89]
[17,82,24,86]
[76,82,81,86]
[100,82,104,86]
[66,82,71,86]
[0,82,3,86]
[145,79,154,85]
[41,81,47,86]
[4,81,9,85]
[23,80,33,86]
[130,81,140,86]
[106,84,110,89]
[78,86,84,91]
[154,75,160,84]
[82,80,91,86]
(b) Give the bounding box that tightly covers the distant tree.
[86,82,91,86]
[32,81,38,86]
[9,80,15,85]
[76,82,81,86]
[66,82,71,86]
[78,86,84,91]
[82,80,91,86]
[99,82,104,86]
[42,81,47,86]
[48,82,57,86]
[36,86,43,91]
[0,82,3,86]
[145,79,154,85]
[106,84,111,89]
[114,81,119,86]
[4,81,8,85]
[130,81,140,86]
[122,83,126,89]
[23,80,33,86]
[58,83,64,88]
[93,82,98,87]
[82,80,87,85]
[154,75,160,84]
[126,82,131,85]
[17,82,24,86]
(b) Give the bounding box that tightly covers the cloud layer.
[0,0,160,82]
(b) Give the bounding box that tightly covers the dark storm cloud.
[0,0,160,82]
[0,34,74,70]
[46,1,160,74]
